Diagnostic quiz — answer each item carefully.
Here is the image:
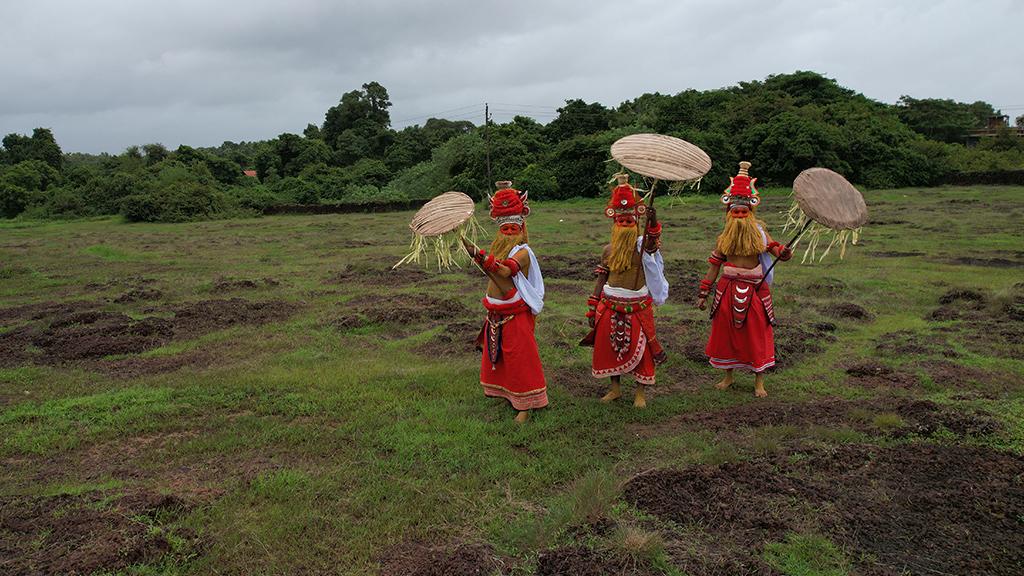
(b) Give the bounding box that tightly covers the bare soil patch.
[113,287,164,303]
[325,260,430,287]
[844,361,920,389]
[0,298,298,369]
[632,396,1001,440]
[542,255,598,282]
[0,489,197,576]
[212,277,280,291]
[331,293,471,339]
[626,443,1024,576]
[413,320,480,358]
[925,287,1024,358]
[536,546,657,576]
[379,541,508,576]
[874,329,959,358]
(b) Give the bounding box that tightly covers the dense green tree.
[2,128,63,170]
[896,96,981,143]
[322,82,393,152]
[545,99,612,142]
[142,143,169,165]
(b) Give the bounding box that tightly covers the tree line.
[2,72,1022,222]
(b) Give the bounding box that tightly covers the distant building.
[966,115,1024,146]
[243,170,258,178]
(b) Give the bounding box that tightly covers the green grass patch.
[764,532,851,576]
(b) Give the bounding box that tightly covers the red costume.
[582,179,669,385]
[705,264,775,372]
[702,163,785,373]
[587,288,664,384]
[474,186,548,411]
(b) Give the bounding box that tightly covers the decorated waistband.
[721,264,764,281]
[600,293,653,314]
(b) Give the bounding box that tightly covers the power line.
[392,103,485,125]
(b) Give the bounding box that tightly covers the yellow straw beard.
[716,214,766,257]
[608,224,639,273]
[489,224,528,260]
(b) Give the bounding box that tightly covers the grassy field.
[1,186,1022,576]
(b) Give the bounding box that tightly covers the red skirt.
[583,293,665,385]
[705,269,776,373]
[476,292,548,410]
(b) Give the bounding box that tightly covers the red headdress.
[604,174,647,219]
[488,181,530,225]
[721,161,761,208]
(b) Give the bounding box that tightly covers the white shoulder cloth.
[636,237,669,305]
[508,244,545,315]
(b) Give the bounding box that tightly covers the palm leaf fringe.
[782,200,862,264]
[393,214,484,270]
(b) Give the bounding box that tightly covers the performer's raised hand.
[779,246,793,261]
[461,237,477,259]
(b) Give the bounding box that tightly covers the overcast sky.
[1,0,1020,153]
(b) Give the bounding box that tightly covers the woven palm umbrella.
[610,133,712,241]
[781,167,869,264]
[393,191,482,269]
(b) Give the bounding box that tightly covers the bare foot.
[754,374,767,398]
[633,386,647,409]
[601,383,622,403]
[715,377,733,390]
[514,410,530,423]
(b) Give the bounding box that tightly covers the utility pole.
[484,102,492,195]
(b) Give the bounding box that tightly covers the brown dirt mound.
[536,545,657,576]
[665,259,704,304]
[943,257,1024,268]
[325,260,430,287]
[413,320,480,358]
[875,329,959,358]
[212,277,280,291]
[635,396,1001,440]
[844,361,919,389]
[919,360,1014,396]
[98,348,217,379]
[331,294,471,338]
[868,250,924,257]
[171,298,297,338]
[113,287,163,303]
[925,287,1024,359]
[626,444,1024,576]
[0,489,195,575]
[773,317,837,369]
[32,310,175,363]
[542,255,598,282]
[379,541,507,576]
[805,277,847,295]
[0,300,95,324]
[0,298,298,368]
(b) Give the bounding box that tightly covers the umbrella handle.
[640,178,659,248]
[757,219,813,289]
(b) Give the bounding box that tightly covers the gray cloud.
[1,0,1020,153]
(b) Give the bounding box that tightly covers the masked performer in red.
[466,182,547,423]
[698,162,792,397]
[581,174,669,408]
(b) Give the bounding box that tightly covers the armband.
[502,257,521,276]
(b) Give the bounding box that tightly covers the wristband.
[502,257,521,276]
